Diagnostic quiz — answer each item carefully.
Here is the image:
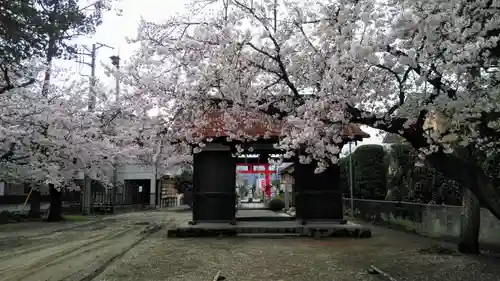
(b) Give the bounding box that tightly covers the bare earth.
[0,211,172,281]
[0,209,499,281]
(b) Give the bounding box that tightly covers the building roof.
[195,111,282,138]
[279,163,295,175]
[183,110,370,140]
[382,133,407,144]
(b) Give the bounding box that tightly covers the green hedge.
[340,143,463,204]
[387,144,463,204]
[340,144,388,200]
[339,141,500,205]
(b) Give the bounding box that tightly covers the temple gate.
[184,111,369,225]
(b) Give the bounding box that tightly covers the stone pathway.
[239,202,267,209]
[236,209,283,218]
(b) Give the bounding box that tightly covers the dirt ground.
[0,218,97,240]
[0,211,171,281]
[0,210,499,281]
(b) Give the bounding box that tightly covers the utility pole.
[348,140,354,218]
[77,42,114,215]
[223,0,229,21]
[110,54,120,210]
[89,43,97,110]
[154,139,163,208]
[78,43,114,109]
[273,0,278,32]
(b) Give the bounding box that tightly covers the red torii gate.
[236,163,276,199]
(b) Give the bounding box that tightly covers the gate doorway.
[124,179,151,206]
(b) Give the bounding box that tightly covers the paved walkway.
[236,209,285,218]
[239,202,267,209]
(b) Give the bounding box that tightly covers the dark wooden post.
[293,158,345,224]
[190,144,237,224]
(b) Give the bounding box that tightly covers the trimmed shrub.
[341,142,468,205]
[0,211,22,224]
[268,198,285,211]
[352,144,388,200]
[386,144,416,201]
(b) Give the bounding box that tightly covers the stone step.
[167,221,371,238]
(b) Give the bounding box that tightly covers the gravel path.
[94,213,500,281]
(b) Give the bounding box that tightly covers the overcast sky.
[55,0,383,152]
[54,0,187,85]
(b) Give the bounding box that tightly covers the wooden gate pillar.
[191,145,237,224]
[293,159,345,224]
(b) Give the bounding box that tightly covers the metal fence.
[159,196,183,208]
[91,192,124,205]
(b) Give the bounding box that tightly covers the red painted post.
[264,164,271,199]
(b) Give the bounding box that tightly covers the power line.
[74,42,114,215]
[76,42,114,110]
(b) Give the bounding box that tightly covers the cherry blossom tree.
[129,0,500,223]
[0,0,192,222]
[0,62,182,221]
[3,73,112,181]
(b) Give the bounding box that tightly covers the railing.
[92,192,125,205]
[159,196,183,208]
[1,190,155,215]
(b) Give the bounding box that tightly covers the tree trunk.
[28,188,41,218]
[427,152,500,220]
[458,187,481,254]
[47,184,63,222]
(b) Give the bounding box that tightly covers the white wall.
[75,165,157,206]
[116,165,156,206]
